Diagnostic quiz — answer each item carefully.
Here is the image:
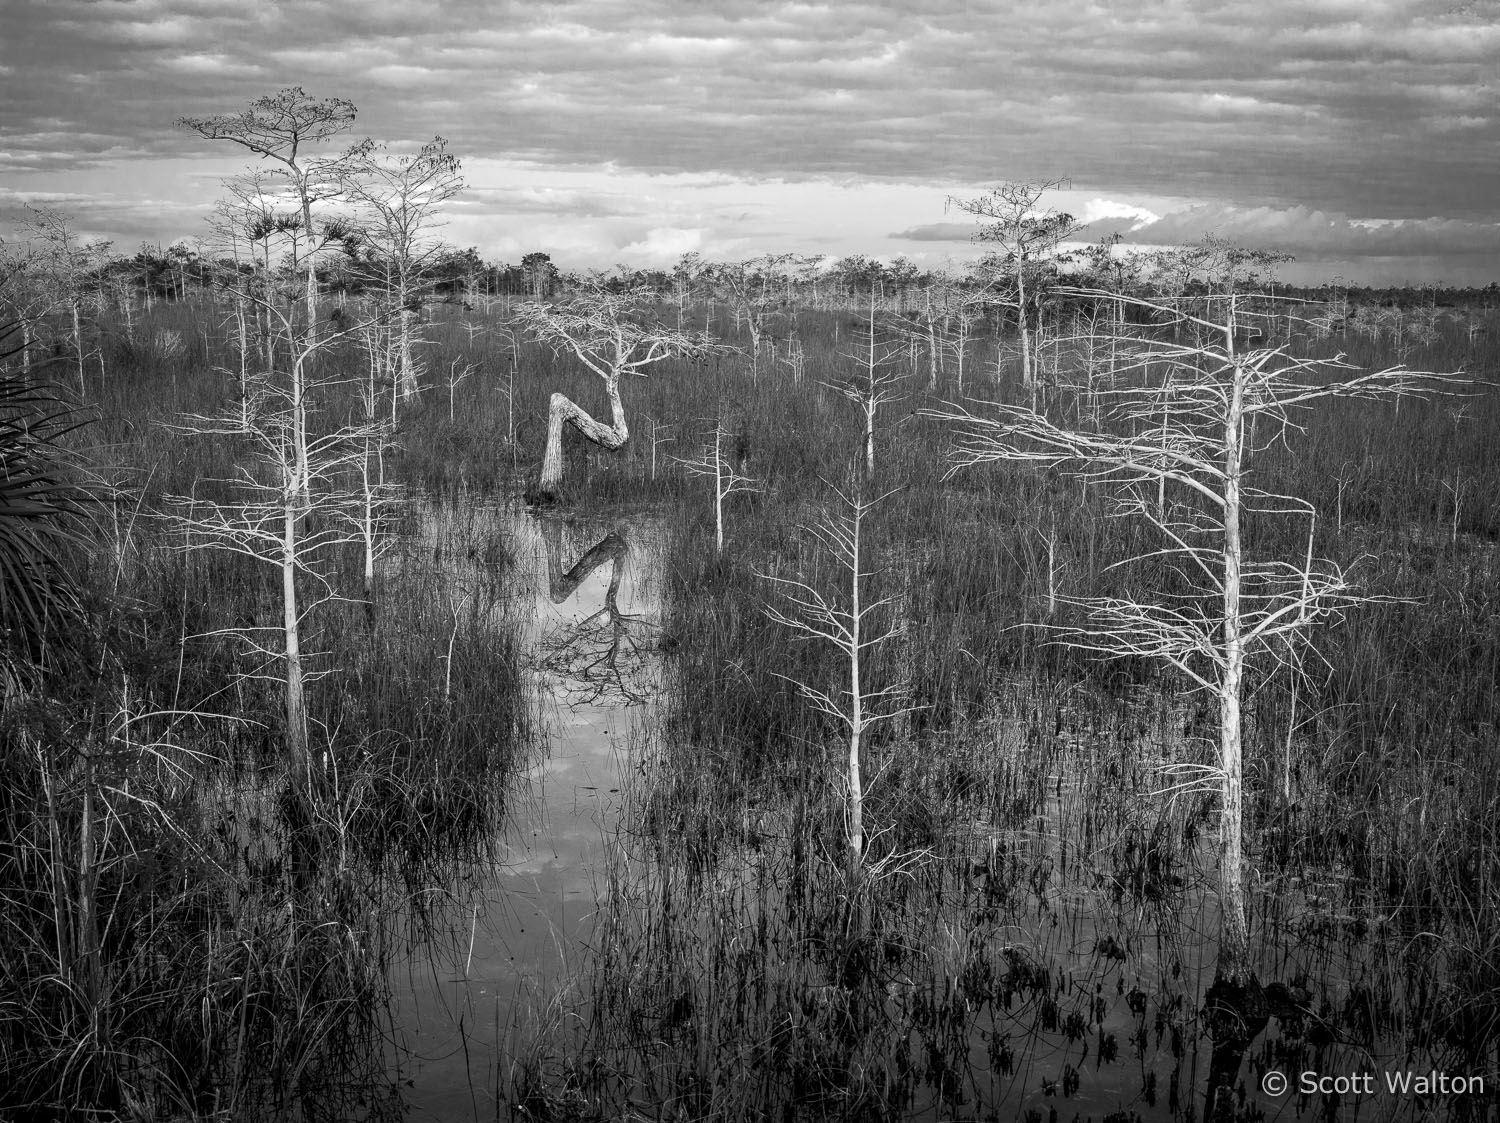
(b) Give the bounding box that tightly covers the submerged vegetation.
[1,96,1498,1118]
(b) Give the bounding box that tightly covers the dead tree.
[515,287,719,499]
[933,287,1463,1000]
[678,414,758,554]
[949,180,1078,402]
[762,486,913,883]
[831,286,905,478]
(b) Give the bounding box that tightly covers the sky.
[2,0,1497,286]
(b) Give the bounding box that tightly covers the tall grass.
[7,282,1498,1117]
[0,301,536,1115]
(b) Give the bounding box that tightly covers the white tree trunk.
[1218,343,1251,987]
[71,299,85,395]
[538,376,629,494]
[926,290,939,392]
[714,425,725,554]
[282,493,310,785]
[848,511,865,876]
[1016,255,1033,395]
[398,307,420,398]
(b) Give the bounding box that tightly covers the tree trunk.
[538,377,629,495]
[235,296,250,429]
[1217,333,1252,988]
[543,529,627,603]
[398,307,419,399]
[848,504,865,877]
[71,299,85,396]
[282,496,310,785]
[1016,254,1033,395]
[362,435,377,607]
[301,189,319,365]
[865,288,878,475]
[291,353,310,506]
[714,426,726,554]
[925,289,939,391]
[120,281,135,344]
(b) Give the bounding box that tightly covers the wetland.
[1,264,1497,1123]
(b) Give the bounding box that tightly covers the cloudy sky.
[2,0,1497,284]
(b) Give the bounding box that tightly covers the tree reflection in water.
[536,524,657,706]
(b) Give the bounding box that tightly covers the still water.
[388,503,663,1121]
[380,500,1494,1123]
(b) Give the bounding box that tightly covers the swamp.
[1,197,1499,1123]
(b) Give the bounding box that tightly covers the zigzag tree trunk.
[538,376,629,495]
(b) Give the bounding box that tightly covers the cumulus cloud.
[3,0,1495,212]
[1088,204,1500,259]
[898,197,1500,259]
[617,227,706,266]
[1,0,1496,280]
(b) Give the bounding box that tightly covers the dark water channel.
[388,502,663,1120]
[381,501,1495,1123]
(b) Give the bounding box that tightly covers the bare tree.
[949,180,1079,401]
[515,286,719,499]
[22,209,110,395]
[933,287,1463,998]
[165,371,381,794]
[678,414,758,554]
[206,169,299,429]
[178,88,362,344]
[830,286,905,477]
[341,137,464,406]
[175,169,400,785]
[175,87,360,326]
[713,255,793,382]
[670,251,708,330]
[940,296,985,396]
[0,237,57,376]
[178,88,366,496]
[762,487,912,881]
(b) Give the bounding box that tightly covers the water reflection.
[537,525,658,707]
[519,675,1496,1123]
[390,502,662,1122]
[385,504,1495,1122]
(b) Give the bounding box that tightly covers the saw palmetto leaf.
[0,317,96,650]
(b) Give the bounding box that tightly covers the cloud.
[1093,204,1500,259]
[0,184,214,246]
[456,185,642,220]
[617,227,706,266]
[1,0,1496,281]
[896,200,1500,264]
[889,222,980,243]
[3,0,1494,215]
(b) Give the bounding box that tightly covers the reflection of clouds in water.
[393,503,666,1122]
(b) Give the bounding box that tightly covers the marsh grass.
[8,286,1500,1117]
[501,295,1500,1119]
[512,693,1216,1120]
[518,679,1494,1120]
[1,350,535,1116]
[0,719,403,1121]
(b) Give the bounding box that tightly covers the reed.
[4,276,1497,1118]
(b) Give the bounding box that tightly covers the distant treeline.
[11,237,1500,311]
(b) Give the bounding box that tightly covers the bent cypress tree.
[514,286,719,498]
